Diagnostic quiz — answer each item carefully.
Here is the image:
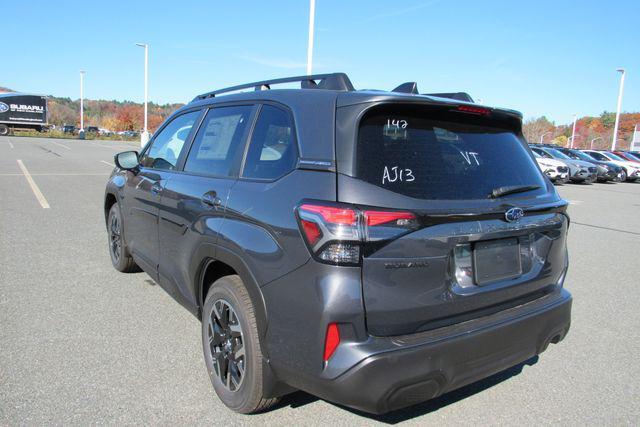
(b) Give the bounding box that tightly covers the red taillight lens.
[364,210,416,227]
[300,219,322,246]
[323,323,340,362]
[299,204,356,225]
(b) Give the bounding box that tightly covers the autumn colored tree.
[523,116,555,144]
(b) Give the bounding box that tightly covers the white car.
[533,151,569,183]
[582,150,640,182]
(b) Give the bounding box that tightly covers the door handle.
[150,182,163,195]
[201,191,222,208]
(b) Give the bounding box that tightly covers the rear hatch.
[335,99,569,336]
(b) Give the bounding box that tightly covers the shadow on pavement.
[273,356,539,424]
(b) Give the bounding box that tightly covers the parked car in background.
[104,73,572,415]
[556,148,623,182]
[530,146,596,183]
[62,125,77,134]
[533,151,569,184]
[99,128,113,136]
[85,126,100,134]
[582,150,640,182]
[613,151,640,163]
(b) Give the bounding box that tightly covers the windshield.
[568,150,595,161]
[545,148,572,160]
[604,152,625,161]
[355,105,546,200]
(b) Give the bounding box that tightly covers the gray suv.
[104,73,572,415]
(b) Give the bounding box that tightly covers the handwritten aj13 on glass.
[383,166,415,184]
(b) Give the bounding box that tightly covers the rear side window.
[355,105,546,200]
[242,105,297,180]
[184,106,253,177]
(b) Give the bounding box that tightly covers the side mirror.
[114,151,140,170]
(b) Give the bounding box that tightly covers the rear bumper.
[303,289,572,414]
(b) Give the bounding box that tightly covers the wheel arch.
[104,192,118,225]
[197,246,269,343]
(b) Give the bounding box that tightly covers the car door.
[158,104,256,309]
[123,110,201,277]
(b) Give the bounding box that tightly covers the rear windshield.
[355,105,546,200]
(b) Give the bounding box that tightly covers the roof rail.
[424,92,475,103]
[193,72,355,101]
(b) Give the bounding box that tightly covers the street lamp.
[539,131,552,144]
[306,0,316,75]
[590,136,603,150]
[611,68,626,151]
[569,114,577,148]
[135,43,149,146]
[79,70,85,139]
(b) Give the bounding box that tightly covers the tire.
[0,124,9,136]
[107,203,139,272]
[620,169,627,182]
[202,275,279,414]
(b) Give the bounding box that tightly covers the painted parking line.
[7,138,14,149]
[49,140,71,150]
[100,160,115,167]
[16,160,50,209]
[0,173,109,176]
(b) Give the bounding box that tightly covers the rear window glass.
[355,105,546,200]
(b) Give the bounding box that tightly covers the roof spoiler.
[193,73,355,101]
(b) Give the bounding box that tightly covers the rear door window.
[356,105,546,200]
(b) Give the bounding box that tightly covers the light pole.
[136,43,149,146]
[306,0,316,75]
[569,114,577,148]
[539,131,552,144]
[590,136,603,150]
[79,70,85,139]
[611,68,625,151]
[567,136,576,148]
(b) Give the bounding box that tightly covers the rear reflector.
[323,323,340,362]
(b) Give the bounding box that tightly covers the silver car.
[531,146,597,183]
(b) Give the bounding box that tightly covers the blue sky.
[2,0,638,124]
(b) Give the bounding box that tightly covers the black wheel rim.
[109,213,121,262]
[207,299,245,391]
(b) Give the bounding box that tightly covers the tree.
[523,116,555,144]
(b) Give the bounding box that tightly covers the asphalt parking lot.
[0,135,638,425]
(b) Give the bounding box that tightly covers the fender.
[195,245,268,341]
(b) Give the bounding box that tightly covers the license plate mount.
[473,238,522,286]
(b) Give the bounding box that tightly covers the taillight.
[296,202,418,265]
[323,323,340,362]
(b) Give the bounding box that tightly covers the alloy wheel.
[207,299,245,391]
[109,213,121,262]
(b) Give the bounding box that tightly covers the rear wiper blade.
[489,185,541,199]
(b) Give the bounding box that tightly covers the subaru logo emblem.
[505,207,524,222]
[0,102,8,113]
